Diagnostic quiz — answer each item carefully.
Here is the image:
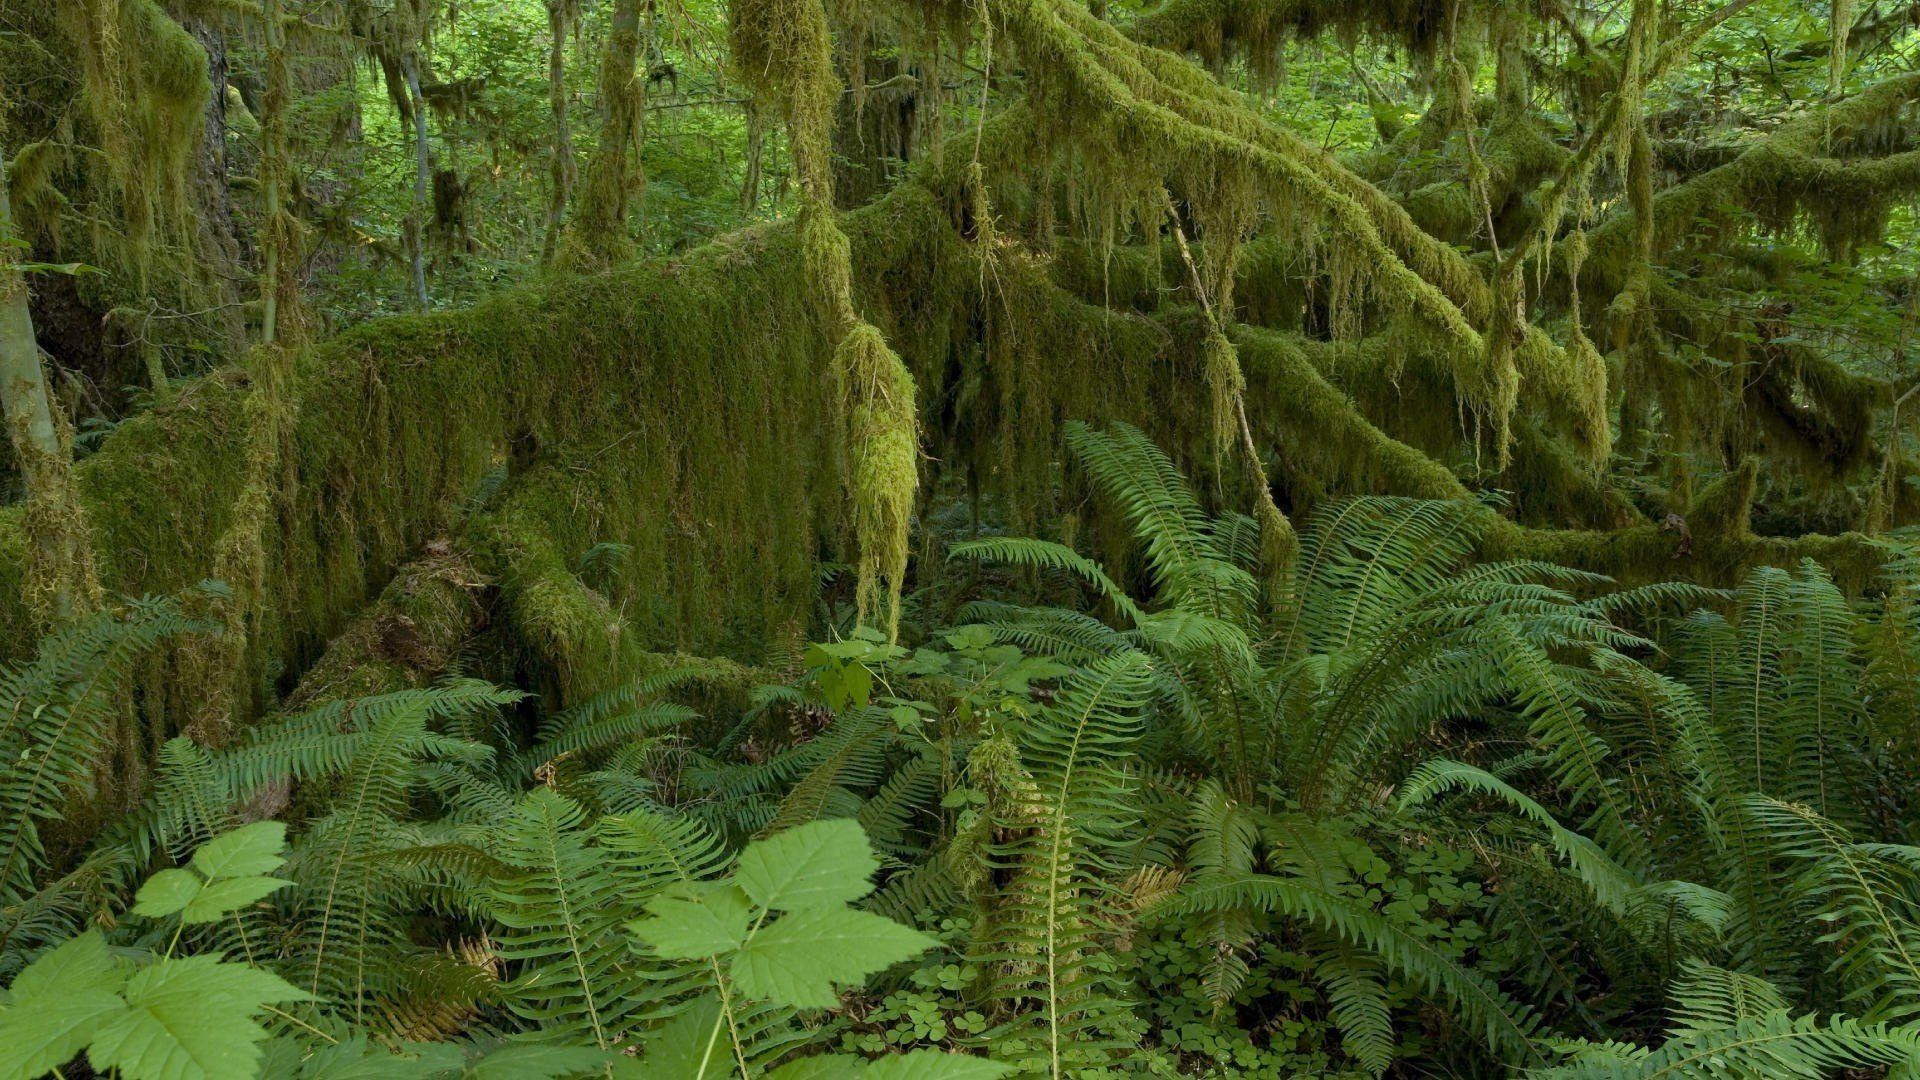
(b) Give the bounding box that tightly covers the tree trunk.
[259,0,295,346]
[541,0,577,265]
[402,51,432,310]
[565,0,645,265]
[0,143,98,624]
[180,11,246,362]
[0,158,62,470]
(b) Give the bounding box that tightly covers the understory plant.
[8,425,1920,1078]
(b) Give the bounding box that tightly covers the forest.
[4,0,1920,1075]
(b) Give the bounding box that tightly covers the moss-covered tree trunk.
[0,142,98,624]
[401,50,433,310]
[258,0,298,347]
[540,0,577,265]
[565,0,646,265]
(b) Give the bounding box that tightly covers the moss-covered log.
[0,165,1902,752]
[277,543,487,711]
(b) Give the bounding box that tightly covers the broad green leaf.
[635,995,728,1079]
[630,884,752,959]
[131,868,204,919]
[190,821,288,879]
[735,820,879,912]
[87,954,312,1080]
[763,1055,861,1079]
[8,930,126,999]
[0,989,126,1080]
[467,1042,615,1080]
[730,906,934,1009]
[864,1052,1013,1079]
[839,663,873,710]
[180,876,293,924]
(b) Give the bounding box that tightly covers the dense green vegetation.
[6,0,1920,1076]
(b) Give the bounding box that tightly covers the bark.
[565,0,646,264]
[259,0,294,346]
[402,51,433,310]
[0,143,97,624]
[540,0,577,266]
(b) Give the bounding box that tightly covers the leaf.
[730,906,934,1008]
[0,991,126,1080]
[840,663,873,711]
[763,1056,862,1079]
[864,1052,1012,1079]
[467,1042,616,1080]
[634,995,727,1079]
[0,939,128,1080]
[132,868,205,919]
[86,954,312,1080]
[734,819,879,912]
[8,930,126,999]
[181,876,293,924]
[190,822,288,879]
[630,884,753,959]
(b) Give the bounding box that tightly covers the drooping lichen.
[733,0,924,637]
[61,0,211,280]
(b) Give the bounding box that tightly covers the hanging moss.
[1583,73,1920,280]
[735,0,926,639]
[61,0,211,278]
[1130,0,1460,87]
[839,325,920,632]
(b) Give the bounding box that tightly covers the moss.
[1687,457,1759,539]
[1584,72,1920,281]
[280,547,485,711]
[1231,323,1469,508]
[1129,0,1459,86]
[62,0,212,277]
[923,0,1513,456]
[1487,518,1891,596]
[0,184,956,721]
[839,324,920,636]
[733,0,927,638]
[1501,417,1642,531]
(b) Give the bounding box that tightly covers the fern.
[0,596,205,921]
[487,787,650,1049]
[975,650,1153,1078]
[1158,870,1548,1065]
[1399,759,1640,915]
[1746,796,1920,1020]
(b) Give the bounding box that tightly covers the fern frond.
[1537,1011,1920,1079]
[1745,796,1920,1020]
[0,596,204,910]
[1160,871,1548,1065]
[1398,759,1639,915]
[1313,939,1395,1078]
[487,787,652,1049]
[949,538,1147,627]
[977,651,1154,1078]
